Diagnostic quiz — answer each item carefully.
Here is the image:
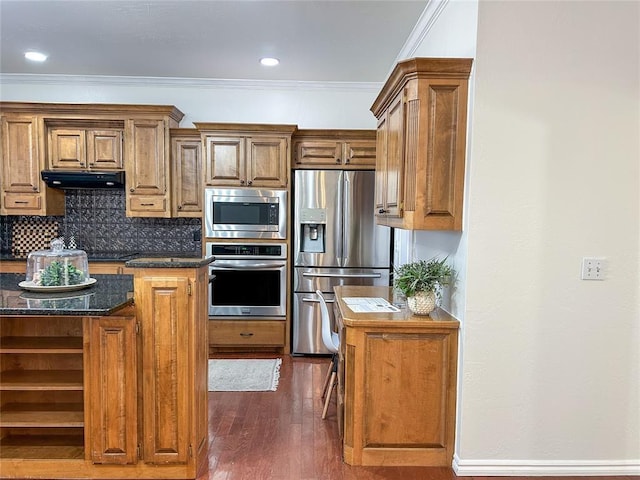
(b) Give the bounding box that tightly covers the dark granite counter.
[125,255,214,269]
[0,273,134,316]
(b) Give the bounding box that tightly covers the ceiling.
[0,0,429,84]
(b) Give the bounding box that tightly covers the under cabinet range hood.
[41,170,125,189]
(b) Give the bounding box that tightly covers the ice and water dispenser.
[299,208,326,253]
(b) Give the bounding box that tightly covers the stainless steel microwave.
[204,188,287,239]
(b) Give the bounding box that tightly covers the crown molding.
[392,0,450,65]
[0,73,382,92]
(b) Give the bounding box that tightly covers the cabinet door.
[204,136,244,186]
[1,115,40,194]
[172,136,202,216]
[139,277,191,464]
[48,128,86,169]
[380,94,404,219]
[294,140,342,167]
[246,136,288,187]
[86,315,137,465]
[342,140,376,167]
[87,129,123,170]
[126,119,170,217]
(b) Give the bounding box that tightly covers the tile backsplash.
[0,189,201,255]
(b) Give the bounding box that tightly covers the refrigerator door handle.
[302,297,336,304]
[342,173,351,266]
[302,272,382,279]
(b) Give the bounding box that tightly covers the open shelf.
[0,434,84,459]
[0,336,83,353]
[0,403,84,428]
[0,370,84,391]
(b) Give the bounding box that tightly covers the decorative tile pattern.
[0,189,201,256]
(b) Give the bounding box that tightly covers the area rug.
[208,358,282,392]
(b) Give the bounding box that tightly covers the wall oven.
[207,242,287,317]
[204,188,287,239]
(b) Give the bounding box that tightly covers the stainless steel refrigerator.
[292,169,391,354]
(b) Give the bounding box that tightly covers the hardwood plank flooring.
[201,355,635,480]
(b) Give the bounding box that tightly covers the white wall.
[0,77,379,129]
[443,0,639,474]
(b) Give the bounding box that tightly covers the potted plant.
[393,257,454,315]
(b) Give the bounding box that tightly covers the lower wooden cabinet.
[208,319,286,353]
[334,286,459,467]
[85,314,138,465]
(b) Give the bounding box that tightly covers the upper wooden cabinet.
[0,102,184,217]
[0,114,65,215]
[195,123,296,188]
[292,129,376,169]
[170,129,202,217]
[48,127,123,171]
[371,58,473,231]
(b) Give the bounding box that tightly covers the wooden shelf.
[0,434,84,459]
[0,336,83,353]
[0,403,84,427]
[0,370,83,391]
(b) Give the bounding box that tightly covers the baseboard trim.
[452,455,640,476]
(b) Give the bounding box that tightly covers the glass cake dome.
[26,238,89,287]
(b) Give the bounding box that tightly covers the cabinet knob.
[345,158,351,164]
[130,188,135,192]
[240,179,245,185]
[177,205,182,210]
[247,180,253,186]
[32,186,38,191]
[336,158,341,164]
[378,208,387,214]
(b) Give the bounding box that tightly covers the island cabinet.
[371,58,473,231]
[333,285,459,467]
[0,262,210,479]
[292,129,376,169]
[195,122,297,188]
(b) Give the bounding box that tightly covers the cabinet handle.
[378,208,387,214]
[15,201,29,204]
[140,203,154,206]
[239,332,254,337]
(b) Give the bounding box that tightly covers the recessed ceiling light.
[260,57,279,67]
[25,51,47,62]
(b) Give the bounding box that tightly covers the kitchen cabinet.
[170,129,202,217]
[334,285,459,467]
[48,127,123,171]
[131,260,209,471]
[85,313,138,465]
[208,319,286,353]
[371,58,473,230]
[292,129,376,169]
[195,123,296,188]
[0,114,65,216]
[0,102,184,219]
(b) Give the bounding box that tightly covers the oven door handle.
[302,272,382,279]
[212,262,286,269]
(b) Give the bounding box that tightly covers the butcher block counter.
[333,285,459,467]
[0,257,212,479]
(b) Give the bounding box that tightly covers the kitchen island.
[333,285,459,467]
[0,256,212,479]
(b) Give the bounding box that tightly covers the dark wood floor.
[200,355,635,480]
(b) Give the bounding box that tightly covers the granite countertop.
[0,251,203,263]
[125,255,215,268]
[0,273,134,316]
